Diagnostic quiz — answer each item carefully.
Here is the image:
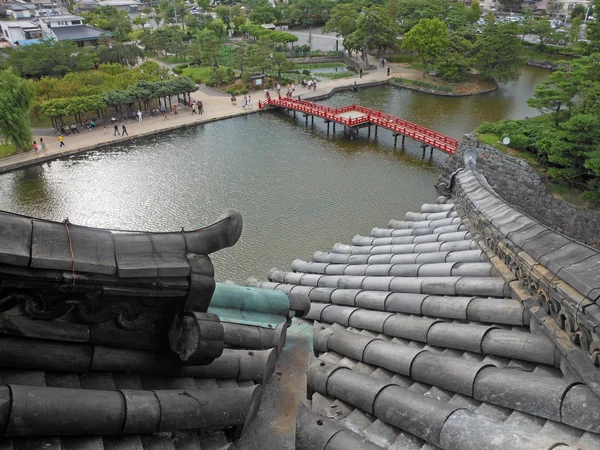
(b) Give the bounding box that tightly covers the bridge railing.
[257,98,458,154]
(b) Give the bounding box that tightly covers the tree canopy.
[402,18,450,72]
[474,20,523,83]
[82,6,132,41]
[9,40,94,79]
[0,70,35,152]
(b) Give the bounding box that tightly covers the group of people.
[190,100,204,115]
[31,138,47,154]
[301,79,318,91]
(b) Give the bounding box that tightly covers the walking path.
[0,61,416,174]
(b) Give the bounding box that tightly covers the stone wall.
[439,134,600,248]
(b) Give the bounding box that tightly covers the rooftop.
[51,24,111,41]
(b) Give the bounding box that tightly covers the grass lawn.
[180,66,232,84]
[158,55,188,64]
[0,143,17,159]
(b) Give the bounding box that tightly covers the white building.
[40,14,112,46]
[0,19,42,46]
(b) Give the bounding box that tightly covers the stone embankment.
[439,134,600,248]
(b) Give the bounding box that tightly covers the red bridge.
[258,97,459,155]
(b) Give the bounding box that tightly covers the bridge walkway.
[258,97,459,155]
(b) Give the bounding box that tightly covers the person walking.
[191,103,197,114]
[242,95,247,109]
[40,138,46,152]
[113,123,120,136]
[122,124,128,136]
[248,94,251,105]
[33,141,39,154]
[58,135,65,147]
[360,68,363,78]
[387,67,391,76]
[173,105,178,116]
[138,110,143,123]
[103,126,107,135]
[198,101,203,114]
[164,110,169,120]
[313,79,317,91]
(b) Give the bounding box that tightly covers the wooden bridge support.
[422,144,428,158]
[368,124,372,139]
[375,126,378,138]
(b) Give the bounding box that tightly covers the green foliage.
[8,40,95,79]
[402,18,449,72]
[474,21,523,83]
[343,6,400,62]
[198,29,223,67]
[587,0,600,53]
[571,4,586,19]
[528,55,600,125]
[435,52,470,82]
[0,70,35,152]
[82,6,132,41]
[97,43,144,67]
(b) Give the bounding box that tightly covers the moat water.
[0,67,548,282]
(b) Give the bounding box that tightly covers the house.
[97,0,142,12]
[2,0,37,19]
[40,14,112,46]
[73,0,100,12]
[0,19,42,46]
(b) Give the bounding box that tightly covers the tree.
[158,0,186,25]
[0,70,35,152]
[287,0,333,27]
[436,52,471,81]
[343,6,400,64]
[133,15,149,29]
[542,114,600,183]
[9,40,94,79]
[587,0,600,53]
[571,4,586,19]
[198,29,222,66]
[249,4,278,24]
[97,43,144,67]
[528,66,580,125]
[216,6,232,23]
[474,21,523,83]
[402,18,449,72]
[232,16,247,33]
[323,3,360,38]
[82,6,132,41]
[528,19,556,50]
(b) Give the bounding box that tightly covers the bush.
[509,134,531,152]
[240,88,248,95]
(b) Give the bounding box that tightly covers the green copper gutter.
[208,283,290,328]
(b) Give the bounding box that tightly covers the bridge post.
[375,126,378,138]
[333,123,336,135]
[326,122,330,135]
[294,110,296,118]
[402,135,406,147]
[422,144,427,158]
[305,114,308,126]
[311,116,314,125]
[394,134,398,148]
[368,124,371,138]
[430,147,434,158]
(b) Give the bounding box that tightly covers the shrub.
[240,88,248,94]
[509,134,530,152]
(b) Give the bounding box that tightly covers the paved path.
[0,61,419,173]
